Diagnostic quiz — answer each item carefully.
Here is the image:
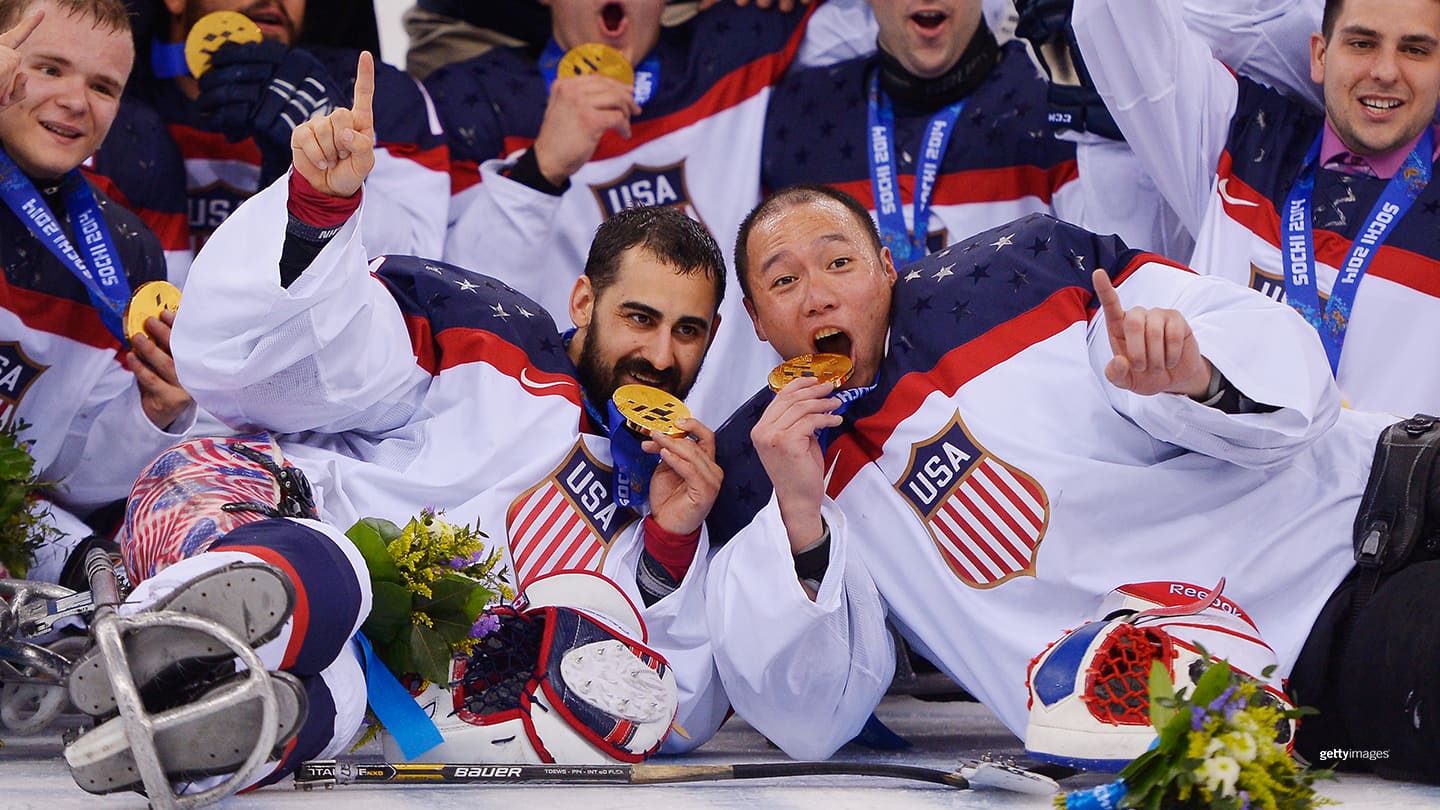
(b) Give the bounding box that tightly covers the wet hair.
[584,205,725,309]
[733,184,884,301]
[0,0,132,35]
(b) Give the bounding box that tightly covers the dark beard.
[575,330,691,414]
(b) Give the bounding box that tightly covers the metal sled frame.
[0,578,82,733]
[73,550,282,810]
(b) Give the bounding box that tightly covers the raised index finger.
[351,51,375,132]
[0,9,43,50]
[1092,268,1127,349]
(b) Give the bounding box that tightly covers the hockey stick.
[294,759,972,790]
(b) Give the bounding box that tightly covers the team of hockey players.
[4,0,1440,801]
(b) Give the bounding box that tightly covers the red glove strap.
[642,515,701,583]
[287,170,361,228]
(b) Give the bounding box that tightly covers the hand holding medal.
[184,10,263,78]
[123,282,193,430]
[608,385,720,535]
[533,43,643,185]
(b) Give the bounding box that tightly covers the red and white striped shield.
[894,412,1049,588]
[508,440,639,589]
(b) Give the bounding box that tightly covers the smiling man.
[170,56,732,769]
[0,0,194,585]
[704,185,1440,781]
[1072,0,1440,417]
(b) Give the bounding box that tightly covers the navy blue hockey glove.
[196,40,339,150]
[1013,0,1123,141]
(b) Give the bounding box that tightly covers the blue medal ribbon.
[0,150,131,342]
[150,39,189,80]
[541,39,660,106]
[353,633,443,760]
[866,72,964,266]
[1281,128,1432,375]
[606,400,660,509]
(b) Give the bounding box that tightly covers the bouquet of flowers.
[344,509,512,684]
[0,420,57,579]
[1058,659,1330,810]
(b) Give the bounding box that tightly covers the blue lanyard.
[150,39,188,79]
[540,40,659,106]
[866,72,964,266]
[0,150,131,342]
[1282,128,1432,375]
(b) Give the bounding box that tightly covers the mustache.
[614,357,679,392]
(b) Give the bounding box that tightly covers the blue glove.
[196,40,340,150]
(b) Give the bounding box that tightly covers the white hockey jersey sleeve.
[1184,0,1321,109]
[173,176,431,435]
[705,497,897,761]
[1071,0,1243,235]
[601,522,731,754]
[1089,260,1341,468]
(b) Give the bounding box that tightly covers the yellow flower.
[1220,730,1259,763]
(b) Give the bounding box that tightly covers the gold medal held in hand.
[124,281,182,344]
[185,10,263,78]
[768,353,855,393]
[557,43,635,86]
[613,384,690,438]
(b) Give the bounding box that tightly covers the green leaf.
[428,608,474,645]
[366,517,404,543]
[360,581,412,643]
[1148,660,1177,732]
[409,623,452,684]
[463,583,494,620]
[1190,659,1233,707]
[421,574,478,617]
[1157,703,1191,751]
[345,519,401,584]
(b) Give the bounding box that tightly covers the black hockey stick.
[294,759,972,790]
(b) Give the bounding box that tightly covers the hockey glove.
[196,40,339,152]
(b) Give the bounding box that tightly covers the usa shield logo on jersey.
[1247,263,1332,307]
[0,342,47,429]
[894,412,1049,589]
[507,439,639,589]
[589,161,704,227]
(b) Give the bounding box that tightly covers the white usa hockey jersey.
[703,213,1394,759]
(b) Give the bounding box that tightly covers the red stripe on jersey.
[1216,149,1440,298]
[449,158,481,195]
[80,168,192,253]
[1,278,123,353]
[378,140,450,174]
[499,7,814,164]
[391,309,584,409]
[827,261,1151,493]
[830,162,1080,209]
[168,123,265,163]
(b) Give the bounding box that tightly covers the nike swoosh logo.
[1217,178,1259,207]
[519,367,571,393]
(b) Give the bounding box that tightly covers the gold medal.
[124,281,182,344]
[613,384,690,438]
[768,353,855,392]
[185,10,263,78]
[556,43,635,86]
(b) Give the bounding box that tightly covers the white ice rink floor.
[6,695,1440,809]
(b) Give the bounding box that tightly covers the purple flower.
[469,613,501,639]
[1240,790,1251,810]
[1208,686,1237,714]
[1192,705,1208,731]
